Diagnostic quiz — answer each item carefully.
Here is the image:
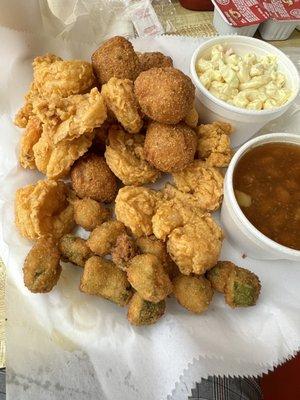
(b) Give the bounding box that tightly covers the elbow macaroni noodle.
[196,45,291,111]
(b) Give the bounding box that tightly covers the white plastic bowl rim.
[226,132,300,258]
[190,35,300,116]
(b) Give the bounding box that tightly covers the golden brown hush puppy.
[73,198,111,231]
[91,36,141,85]
[173,275,213,314]
[87,220,125,256]
[59,234,93,267]
[80,256,133,306]
[127,254,173,303]
[71,154,117,202]
[138,52,173,71]
[127,293,166,326]
[134,67,195,124]
[23,236,61,293]
[144,122,197,173]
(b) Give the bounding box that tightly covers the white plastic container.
[221,132,300,261]
[190,36,300,147]
[213,7,259,37]
[259,19,298,40]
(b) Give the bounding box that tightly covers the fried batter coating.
[127,293,166,325]
[80,256,133,306]
[14,83,38,128]
[87,220,125,256]
[71,154,117,202]
[144,122,197,173]
[73,198,111,231]
[206,261,235,293]
[134,67,195,124]
[173,275,213,314]
[102,78,143,134]
[15,179,75,240]
[59,234,92,267]
[172,160,224,211]
[136,235,179,280]
[111,233,137,270]
[91,36,141,84]
[115,186,160,237]
[127,254,173,303]
[225,266,261,308]
[105,125,160,186]
[184,106,199,128]
[196,122,233,167]
[23,236,61,293]
[90,123,109,154]
[19,117,42,169]
[138,52,173,71]
[167,217,223,275]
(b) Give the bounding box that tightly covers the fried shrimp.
[144,122,197,173]
[134,67,195,124]
[23,236,61,293]
[172,160,224,211]
[91,36,141,84]
[59,234,92,267]
[101,78,143,134]
[105,125,160,186]
[127,293,166,325]
[19,117,42,169]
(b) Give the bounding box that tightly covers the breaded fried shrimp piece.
[127,254,173,303]
[111,233,137,270]
[91,36,141,84]
[134,67,195,124]
[71,154,117,202]
[196,122,233,167]
[173,275,213,314]
[87,220,125,256]
[127,293,166,325]
[23,236,61,293]
[19,117,42,169]
[144,122,197,173]
[115,186,160,237]
[101,78,143,134]
[80,256,133,306]
[206,261,235,293]
[105,125,160,186]
[138,52,173,71]
[59,234,92,267]
[172,160,224,211]
[73,198,110,231]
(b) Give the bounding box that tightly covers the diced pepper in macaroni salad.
[196,45,291,111]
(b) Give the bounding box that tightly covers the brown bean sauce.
[233,142,300,251]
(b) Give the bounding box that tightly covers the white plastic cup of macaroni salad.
[221,132,300,261]
[190,36,300,148]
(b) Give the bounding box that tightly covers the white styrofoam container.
[259,19,298,40]
[213,7,259,36]
[190,35,300,147]
[221,132,300,261]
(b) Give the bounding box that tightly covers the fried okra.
[80,256,133,306]
[23,236,61,293]
[127,254,173,303]
[59,234,92,267]
[87,220,125,256]
[111,233,137,270]
[206,261,235,293]
[73,197,111,231]
[173,275,213,314]
[127,293,166,326]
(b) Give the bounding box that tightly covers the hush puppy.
[23,236,61,293]
[127,254,173,303]
[134,67,195,124]
[111,233,137,270]
[80,256,133,306]
[59,234,92,267]
[144,122,197,173]
[91,36,140,84]
[138,52,173,71]
[173,275,213,314]
[127,293,166,326]
[73,197,111,231]
[87,220,125,256]
[71,154,117,202]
